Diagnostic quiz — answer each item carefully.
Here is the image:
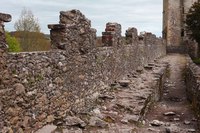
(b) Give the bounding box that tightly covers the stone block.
[0,13,12,22]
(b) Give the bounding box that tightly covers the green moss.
[193,58,200,65]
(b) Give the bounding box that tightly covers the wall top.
[0,12,12,22]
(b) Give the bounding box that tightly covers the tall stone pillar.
[102,22,122,46]
[0,13,12,88]
[48,9,96,54]
[125,27,138,45]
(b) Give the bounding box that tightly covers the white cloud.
[1,0,163,36]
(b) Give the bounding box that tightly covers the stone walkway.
[140,54,199,133]
[36,54,199,133]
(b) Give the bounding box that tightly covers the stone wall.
[0,13,11,88]
[0,12,12,132]
[185,56,200,119]
[0,10,166,132]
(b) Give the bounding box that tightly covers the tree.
[186,1,200,46]
[5,32,21,52]
[13,8,50,51]
[14,8,40,32]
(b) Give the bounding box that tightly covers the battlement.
[0,10,166,132]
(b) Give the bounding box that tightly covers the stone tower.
[163,0,198,52]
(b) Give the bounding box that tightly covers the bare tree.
[14,8,40,32]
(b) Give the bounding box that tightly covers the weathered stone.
[14,83,26,95]
[0,100,2,111]
[35,124,57,133]
[38,113,47,122]
[184,120,191,125]
[6,107,20,116]
[63,128,83,133]
[103,115,115,123]
[0,13,12,22]
[163,112,176,116]
[118,80,130,87]
[46,115,55,123]
[187,129,196,132]
[10,116,20,125]
[47,24,65,29]
[121,114,139,124]
[173,118,180,121]
[150,120,164,127]
[22,116,31,128]
[65,116,86,128]
[89,117,108,128]
[148,128,160,132]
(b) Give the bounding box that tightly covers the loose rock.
[164,112,176,116]
[65,116,86,128]
[14,83,25,95]
[150,120,164,127]
[118,80,130,87]
[35,124,57,133]
[89,117,108,128]
[184,120,191,125]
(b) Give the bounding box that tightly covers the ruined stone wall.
[0,12,12,132]
[0,13,11,88]
[0,10,166,132]
[185,56,200,120]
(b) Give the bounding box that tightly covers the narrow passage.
[142,54,199,133]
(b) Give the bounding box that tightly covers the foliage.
[14,8,40,32]
[186,1,200,44]
[193,58,200,65]
[5,32,21,52]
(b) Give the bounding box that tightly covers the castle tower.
[163,0,198,52]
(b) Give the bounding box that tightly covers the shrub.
[6,32,21,52]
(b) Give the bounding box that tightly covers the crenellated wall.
[0,10,166,132]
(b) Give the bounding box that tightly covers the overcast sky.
[1,0,163,36]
